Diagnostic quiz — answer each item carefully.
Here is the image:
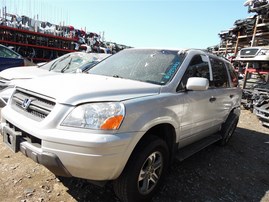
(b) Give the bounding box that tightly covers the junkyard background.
[0,108,268,202]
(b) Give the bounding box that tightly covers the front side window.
[210,57,229,88]
[179,54,210,90]
[88,49,185,85]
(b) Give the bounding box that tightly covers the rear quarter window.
[226,63,239,87]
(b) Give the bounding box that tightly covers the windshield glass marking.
[163,61,180,81]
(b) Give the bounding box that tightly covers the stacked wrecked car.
[235,46,269,127]
[215,0,269,128]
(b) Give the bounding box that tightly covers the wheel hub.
[138,151,163,194]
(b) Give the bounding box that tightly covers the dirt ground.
[0,108,269,202]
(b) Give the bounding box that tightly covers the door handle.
[209,97,216,102]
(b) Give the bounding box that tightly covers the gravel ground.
[0,108,269,202]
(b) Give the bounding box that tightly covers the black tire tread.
[219,112,239,146]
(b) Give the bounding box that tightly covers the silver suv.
[1,48,241,202]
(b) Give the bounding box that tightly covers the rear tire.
[113,136,169,202]
[219,112,239,146]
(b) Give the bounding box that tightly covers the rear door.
[209,57,237,127]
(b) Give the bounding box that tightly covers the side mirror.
[186,77,209,91]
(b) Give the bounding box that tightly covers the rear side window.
[210,57,229,88]
[226,63,239,87]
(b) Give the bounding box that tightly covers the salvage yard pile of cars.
[242,84,269,126]
[214,0,269,127]
[235,46,269,127]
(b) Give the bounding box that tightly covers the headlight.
[61,102,125,130]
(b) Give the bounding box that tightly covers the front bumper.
[1,108,138,181]
[254,104,269,127]
[3,124,72,177]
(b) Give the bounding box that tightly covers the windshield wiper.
[49,55,71,71]
[61,58,73,73]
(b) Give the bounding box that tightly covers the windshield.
[88,49,183,85]
[40,53,109,73]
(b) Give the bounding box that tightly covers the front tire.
[113,136,169,202]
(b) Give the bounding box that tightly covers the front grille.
[240,48,259,57]
[11,88,56,121]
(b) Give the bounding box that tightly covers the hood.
[0,66,55,80]
[17,74,161,105]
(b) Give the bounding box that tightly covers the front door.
[177,54,218,146]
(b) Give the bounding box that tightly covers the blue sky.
[2,0,251,48]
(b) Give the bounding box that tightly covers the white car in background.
[0,52,110,107]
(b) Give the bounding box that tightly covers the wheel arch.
[128,123,177,166]
[224,106,241,123]
[218,106,240,146]
[113,128,172,202]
